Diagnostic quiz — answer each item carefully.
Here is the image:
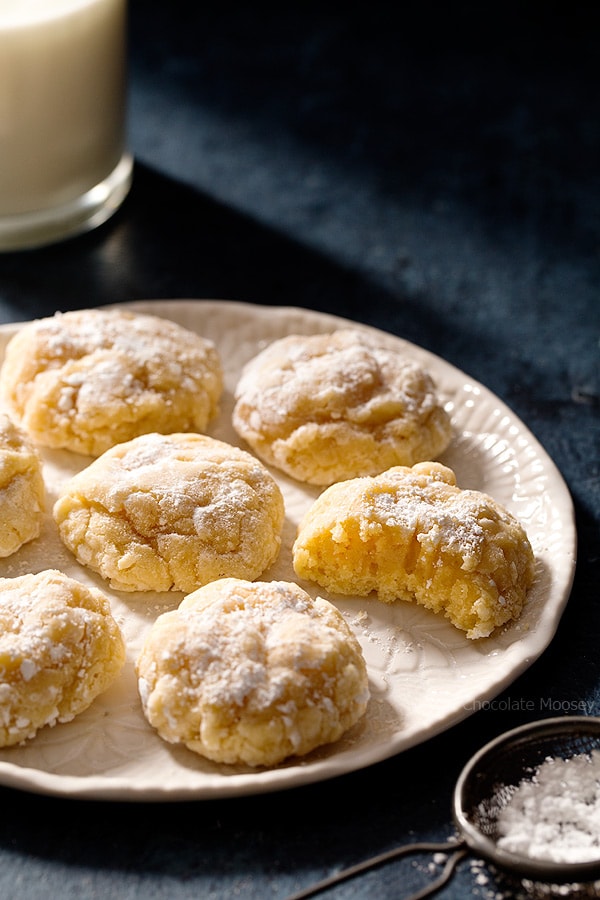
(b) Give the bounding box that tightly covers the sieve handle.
[285,839,468,900]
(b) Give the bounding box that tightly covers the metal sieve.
[286,716,600,900]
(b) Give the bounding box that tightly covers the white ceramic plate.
[0,300,576,801]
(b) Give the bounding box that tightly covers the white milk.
[0,0,131,248]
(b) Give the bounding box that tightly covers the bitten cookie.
[136,578,370,767]
[0,308,223,456]
[232,329,452,485]
[0,569,125,747]
[293,462,536,639]
[53,432,285,593]
[0,413,45,557]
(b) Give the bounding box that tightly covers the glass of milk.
[0,0,132,251]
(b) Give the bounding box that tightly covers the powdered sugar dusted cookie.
[232,329,452,485]
[0,569,125,747]
[136,578,370,767]
[0,308,223,457]
[53,432,285,593]
[293,462,536,639]
[0,413,45,557]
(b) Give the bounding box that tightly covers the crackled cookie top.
[293,461,536,639]
[0,308,223,456]
[232,329,452,485]
[53,432,285,593]
[0,413,45,558]
[136,578,370,767]
[0,569,125,747]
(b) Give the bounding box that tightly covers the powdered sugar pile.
[496,750,600,863]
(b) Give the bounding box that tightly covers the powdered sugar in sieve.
[286,716,600,900]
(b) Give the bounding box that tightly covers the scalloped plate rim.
[0,299,576,801]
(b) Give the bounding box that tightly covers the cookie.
[0,569,125,747]
[232,329,452,485]
[0,308,223,456]
[292,462,536,639]
[135,578,370,767]
[53,432,285,593]
[0,413,45,558]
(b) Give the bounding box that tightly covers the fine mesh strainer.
[286,716,600,900]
